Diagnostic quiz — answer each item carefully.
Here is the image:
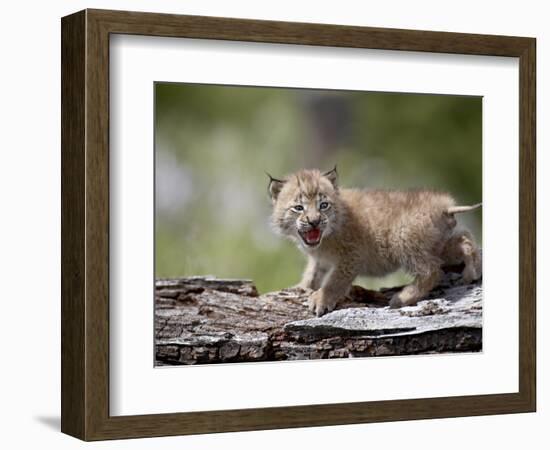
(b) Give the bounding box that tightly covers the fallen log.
[155,268,482,365]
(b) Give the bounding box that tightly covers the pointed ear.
[323,165,338,188]
[266,173,285,201]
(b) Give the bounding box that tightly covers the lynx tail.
[447,202,482,215]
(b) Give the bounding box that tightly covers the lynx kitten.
[268,168,482,316]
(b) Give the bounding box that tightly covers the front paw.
[389,293,404,309]
[389,287,421,309]
[308,289,338,317]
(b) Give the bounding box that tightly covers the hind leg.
[461,242,481,284]
[442,230,482,284]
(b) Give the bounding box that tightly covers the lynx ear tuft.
[266,172,285,201]
[323,165,338,188]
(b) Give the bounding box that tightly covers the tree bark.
[156,267,482,365]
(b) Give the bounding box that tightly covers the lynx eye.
[319,202,330,210]
[291,205,304,212]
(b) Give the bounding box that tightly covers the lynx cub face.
[268,168,340,249]
[268,168,482,317]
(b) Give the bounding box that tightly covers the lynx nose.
[307,216,321,227]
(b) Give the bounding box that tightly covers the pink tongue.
[306,229,321,242]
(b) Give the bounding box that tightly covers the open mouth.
[299,228,323,247]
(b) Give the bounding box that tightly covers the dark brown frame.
[61,8,536,441]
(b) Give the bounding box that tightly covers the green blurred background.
[155,83,482,293]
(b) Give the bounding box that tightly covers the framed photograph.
[61,9,536,441]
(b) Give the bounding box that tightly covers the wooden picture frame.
[61,8,536,441]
